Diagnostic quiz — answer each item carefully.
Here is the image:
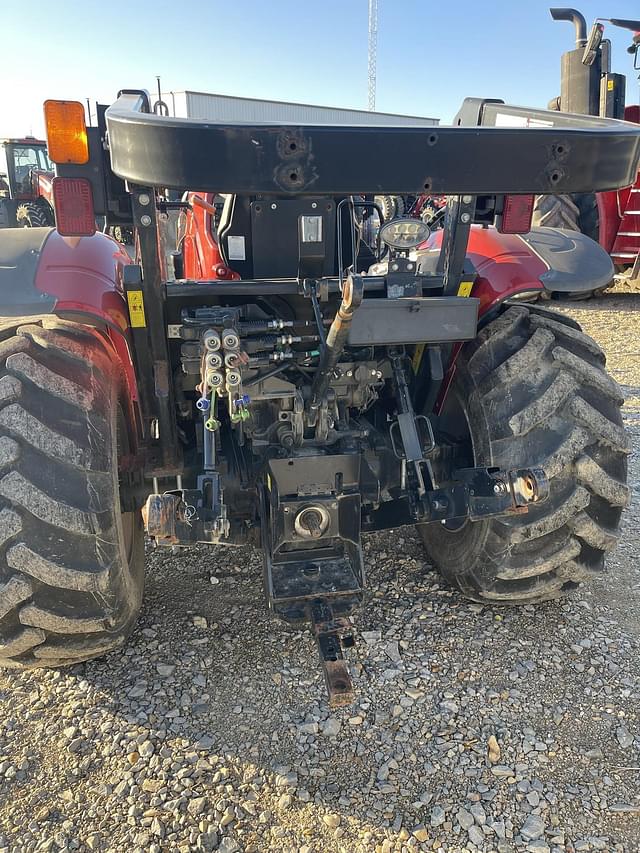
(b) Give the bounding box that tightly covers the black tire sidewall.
[418,357,493,589]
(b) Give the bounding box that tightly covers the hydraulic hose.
[307,275,364,422]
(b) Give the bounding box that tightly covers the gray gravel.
[0,291,639,853]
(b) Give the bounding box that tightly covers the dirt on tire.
[0,319,144,668]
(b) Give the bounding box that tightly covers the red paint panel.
[181,192,240,281]
[35,230,131,330]
[421,225,546,317]
[35,229,139,407]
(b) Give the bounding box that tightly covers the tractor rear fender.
[422,224,614,413]
[515,227,614,295]
[420,224,613,311]
[0,226,139,423]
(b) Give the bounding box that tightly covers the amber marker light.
[44,100,89,164]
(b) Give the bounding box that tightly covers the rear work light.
[52,177,96,236]
[496,194,534,234]
[44,100,89,164]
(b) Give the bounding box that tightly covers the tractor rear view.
[0,138,55,228]
[0,93,636,705]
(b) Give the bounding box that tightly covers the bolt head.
[138,193,151,206]
[271,203,277,210]
[462,195,473,204]
[140,214,152,227]
[460,213,471,223]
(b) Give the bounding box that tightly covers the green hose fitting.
[205,387,219,431]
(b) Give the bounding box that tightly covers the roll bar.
[104,92,640,196]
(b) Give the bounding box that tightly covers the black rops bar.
[105,93,640,196]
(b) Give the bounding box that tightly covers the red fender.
[421,225,547,316]
[423,224,614,410]
[419,226,547,411]
[33,229,140,432]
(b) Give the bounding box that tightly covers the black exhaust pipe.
[550,7,588,47]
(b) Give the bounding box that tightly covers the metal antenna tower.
[367,0,378,110]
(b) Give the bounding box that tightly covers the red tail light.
[52,177,96,236]
[496,194,534,234]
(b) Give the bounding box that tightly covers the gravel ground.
[0,291,639,853]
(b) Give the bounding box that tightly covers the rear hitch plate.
[309,600,355,708]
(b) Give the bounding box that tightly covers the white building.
[162,90,439,126]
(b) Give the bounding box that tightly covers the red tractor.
[0,137,55,228]
[0,93,636,705]
[533,8,640,277]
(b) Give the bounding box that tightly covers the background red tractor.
[0,138,55,228]
[532,8,640,278]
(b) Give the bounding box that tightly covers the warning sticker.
[457,280,474,297]
[227,235,246,261]
[412,343,425,373]
[127,290,146,328]
[494,114,554,128]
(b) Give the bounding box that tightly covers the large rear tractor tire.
[532,194,581,232]
[419,305,629,604]
[0,319,144,668]
[16,202,53,228]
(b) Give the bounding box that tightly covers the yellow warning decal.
[412,343,425,373]
[607,79,615,91]
[457,280,474,297]
[127,290,146,328]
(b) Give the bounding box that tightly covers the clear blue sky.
[3,0,640,137]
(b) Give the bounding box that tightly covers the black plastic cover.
[348,296,479,345]
[519,227,615,293]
